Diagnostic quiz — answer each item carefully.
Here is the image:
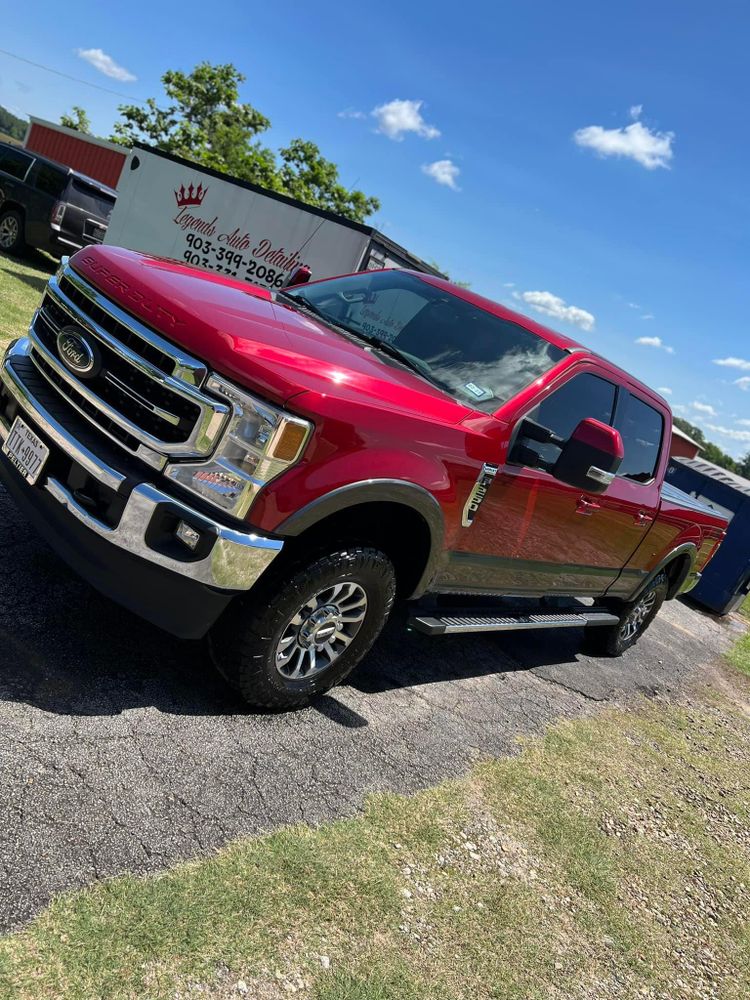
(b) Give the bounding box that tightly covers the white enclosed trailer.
[105,144,441,292]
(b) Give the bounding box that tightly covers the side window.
[615,394,664,483]
[29,162,67,197]
[527,372,617,464]
[0,146,33,180]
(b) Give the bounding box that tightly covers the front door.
[441,369,662,597]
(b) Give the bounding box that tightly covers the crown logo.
[174,181,208,208]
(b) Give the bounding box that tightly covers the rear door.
[603,389,671,597]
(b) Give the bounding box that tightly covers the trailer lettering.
[173,208,218,236]
[218,228,252,250]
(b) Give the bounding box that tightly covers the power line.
[0,47,148,103]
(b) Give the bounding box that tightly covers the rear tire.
[0,209,25,255]
[584,572,668,657]
[208,546,396,709]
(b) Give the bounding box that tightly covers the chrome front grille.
[28,264,229,466]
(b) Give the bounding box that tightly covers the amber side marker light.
[270,423,309,462]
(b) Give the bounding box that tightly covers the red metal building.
[23,117,127,189]
[670,425,703,460]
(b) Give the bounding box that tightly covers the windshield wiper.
[353,332,443,388]
[276,291,331,322]
[277,292,442,389]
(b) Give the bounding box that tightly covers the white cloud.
[338,108,366,120]
[503,281,516,288]
[76,48,136,82]
[519,290,595,332]
[714,356,750,371]
[573,119,674,170]
[736,419,750,427]
[704,423,750,443]
[635,335,674,354]
[629,104,643,120]
[627,301,641,310]
[372,99,439,141]
[657,386,673,395]
[641,313,655,320]
[672,404,687,414]
[735,377,750,391]
[421,159,460,190]
[691,401,718,417]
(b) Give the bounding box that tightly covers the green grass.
[0,251,53,352]
[727,629,750,677]
[740,593,750,621]
[2,689,750,1000]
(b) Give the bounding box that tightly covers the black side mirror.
[508,417,564,467]
[553,418,623,494]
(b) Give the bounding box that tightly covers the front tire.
[0,209,25,254]
[584,572,668,657]
[208,546,396,709]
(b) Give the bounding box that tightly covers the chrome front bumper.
[0,338,283,592]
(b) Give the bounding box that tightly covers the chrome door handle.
[635,509,654,526]
[576,496,601,515]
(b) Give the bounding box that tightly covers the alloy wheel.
[274,581,368,680]
[619,590,657,642]
[0,215,19,249]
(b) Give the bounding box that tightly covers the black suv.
[0,142,116,258]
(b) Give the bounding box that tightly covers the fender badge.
[462,463,499,527]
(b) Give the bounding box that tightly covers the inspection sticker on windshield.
[2,417,49,485]
[464,382,493,401]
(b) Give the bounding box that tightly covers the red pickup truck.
[0,247,727,707]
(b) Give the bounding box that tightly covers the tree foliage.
[673,416,750,477]
[111,62,379,223]
[0,104,27,141]
[60,106,92,134]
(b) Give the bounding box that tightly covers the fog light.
[176,520,201,551]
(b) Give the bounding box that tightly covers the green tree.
[737,453,750,480]
[673,417,740,473]
[60,106,92,133]
[0,104,27,141]
[111,62,379,222]
[702,441,738,473]
[673,417,706,447]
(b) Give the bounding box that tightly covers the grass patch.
[2,692,750,1000]
[740,593,750,621]
[0,251,53,351]
[727,629,750,677]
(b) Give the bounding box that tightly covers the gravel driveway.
[0,482,744,933]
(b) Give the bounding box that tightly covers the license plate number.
[2,417,49,485]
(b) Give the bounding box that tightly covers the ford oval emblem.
[56,327,96,376]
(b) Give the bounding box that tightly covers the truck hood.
[72,246,473,424]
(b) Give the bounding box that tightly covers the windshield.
[281,270,566,411]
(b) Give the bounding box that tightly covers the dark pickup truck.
[0,247,729,708]
[0,142,116,258]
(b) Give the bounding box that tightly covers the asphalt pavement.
[0,481,744,932]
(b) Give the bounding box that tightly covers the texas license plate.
[2,417,49,485]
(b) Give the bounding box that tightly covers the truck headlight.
[164,375,312,518]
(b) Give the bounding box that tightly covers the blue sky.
[2,0,749,455]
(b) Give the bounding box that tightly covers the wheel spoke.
[274,580,369,681]
[340,610,366,623]
[305,646,317,675]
